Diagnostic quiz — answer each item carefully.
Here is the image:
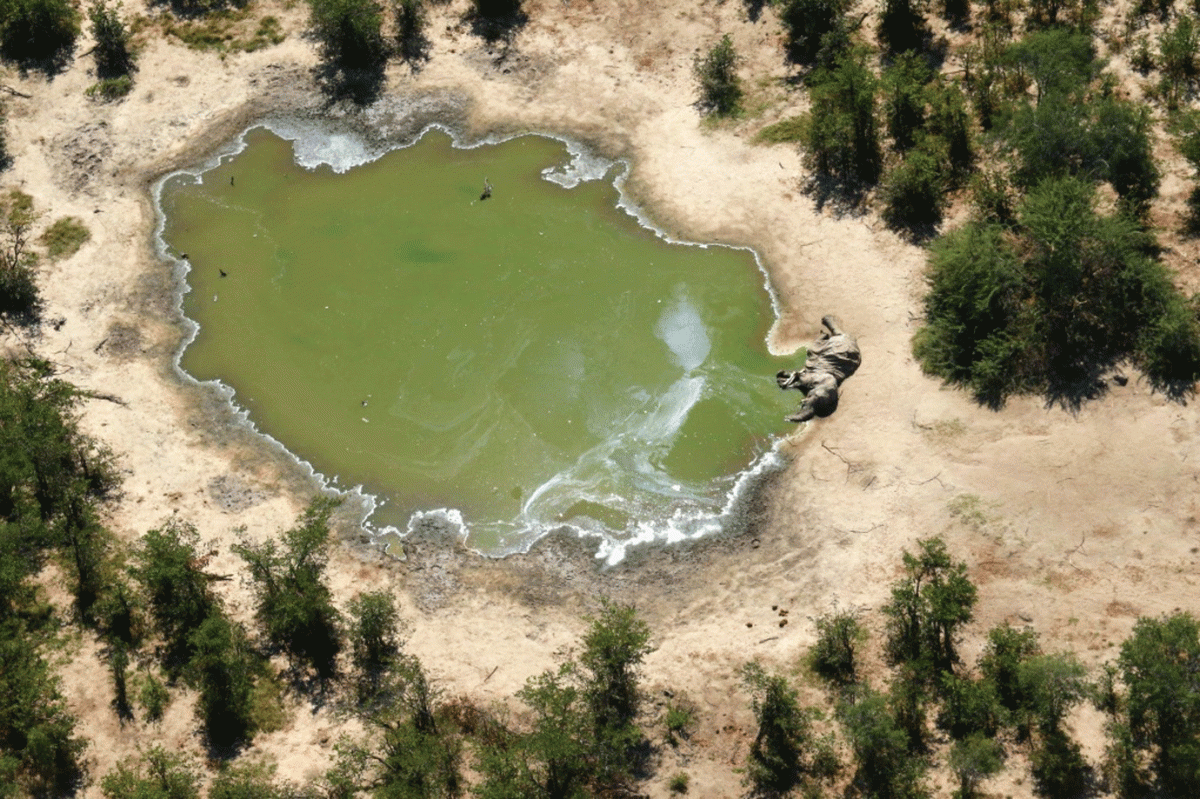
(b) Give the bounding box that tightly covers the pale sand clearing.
[5,0,1200,795]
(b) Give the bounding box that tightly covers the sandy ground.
[5,0,1200,795]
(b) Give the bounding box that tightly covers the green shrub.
[741,662,810,794]
[1017,652,1089,733]
[881,143,947,233]
[347,589,403,699]
[915,177,1199,405]
[1031,729,1091,798]
[949,734,1003,799]
[100,746,200,799]
[979,624,1041,714]
[209,761,284,799]
[0,0,80,66]
[668,771,690,793]
[883,51,931,152]
[39,217,90,259]
[88,1,133,78]
[86,75,133,100]
[307,0,387,69]
[694,34,742,117]
[808,609,864,687]
[131,519,218,671]
[233,498,343,679]
[1116,612,1200,795]
[579,599,652,779]
[0,191,40,321]
[755,116,807,144]
[665,702,694,743]
[778,0,851,65]
[937,674,1002,739]
[189,614,257,748]
[138,674,170,722]
[882,537,977,677]
[803,51,882,189]
[838,689,923,798]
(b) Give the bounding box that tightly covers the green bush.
[838,689,924,798]
[665,702,694,744]
[348,589,403,699]
[39,216,89,259]
[308,0,386,68]
[87,75,133,101]
[778,0,851,65]
[669,772,690,793]
[0,0,80,67]
[138,674,170,722]
[131,519,218,670]
[979,624,1041,715]
[937,674,1002,739]
[88,1,133,78]
[881,143,947,233]
[233,498,343,679]
[803,51,882,189]
[189,614,257,748]
[915,177,1200,406]
[808,609,864,687]
[209,761,283,799]
[694,34,741,117]
[1116,612,1200,795]
[100,746,200,799]
[0,191,40,321]
[949,734,1003,799]
[741,663,809,793]
[882,537,977,677]
[883,51,931,151]
[579,599,652,779]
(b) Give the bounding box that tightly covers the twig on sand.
[0,85,31,99]
[82,390,127,407]
[482,665,499,683]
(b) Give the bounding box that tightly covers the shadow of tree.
[467,3,528,45]
[314,59,387,106]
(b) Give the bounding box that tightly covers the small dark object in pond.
[480,177,492,201]
[219,269,227,278]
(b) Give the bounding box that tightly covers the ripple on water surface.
[159,124,800,563]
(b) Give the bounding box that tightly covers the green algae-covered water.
[160,125,799,561]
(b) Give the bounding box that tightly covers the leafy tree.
[1018,652,1088,733]
[914,177,1200,406]
[370,712,462,799]
[878,0,927,55]
[1116,612,1200,795]
[937,674,1002,740]
[308,0,388,102]
[740,663,808,793]
[1030,729,1090,798]
[233,498,343,679]
[926,78,974,178]
[694,34,742,117]
[882,536,977,678]
[881,142,947,234]
[131,519,217,670]
[1006,29,1096,102]
[777,0,851,65]
[578,599,652,781]
[803,51,882,190]
[88,1,133,79]
[348,589,404,700]
[883,51,931,151]
[979,624,1041,714]
[189,613,257,749]
[1157,13,1199,107]
[948,734,1003,799]
[0,192,40,321]
[209,761,284,799]
[808,609,864,687]
[475,665,592,799]
[0,625,86,794]
[838,689,926,798]
[100,746,200,799]
[0,0,80,67]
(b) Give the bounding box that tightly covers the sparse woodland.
[3,0,1200,796]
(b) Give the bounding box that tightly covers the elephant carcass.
[776,316,861,423]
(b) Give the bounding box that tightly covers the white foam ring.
[152,113,798,565]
